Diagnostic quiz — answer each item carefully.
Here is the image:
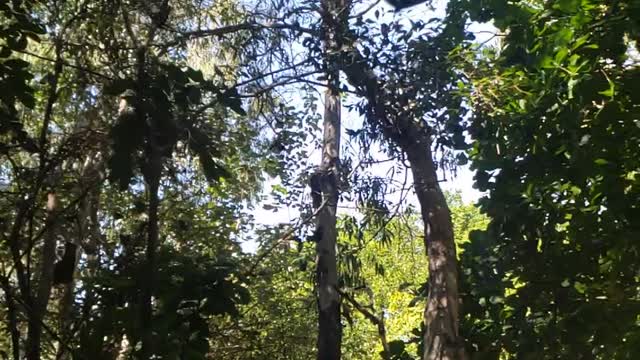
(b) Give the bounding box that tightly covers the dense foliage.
[460,0,640,358]
[1,0,639,359]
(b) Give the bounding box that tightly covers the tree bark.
[123,2,165,353]
[1,276,21,360]
[135,43,162,359]
[24,36,64,360]
[56,153,101,359]
[403,135,465,360]
[314,90,342,360]
[27,192,59,360]
[315,0,348,358]
[141,163,160,358]
[332,10,467,359]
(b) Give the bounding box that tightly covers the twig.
[349,0,382,19]
[13,49,113,80]
[245,198,328,276]
[179,22,317,39]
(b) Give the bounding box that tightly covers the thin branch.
[179,22,318,40]
[336,287,379,324]
[13,49,113,80]
[336,287,391,359]
[245,198,329,276]
[37,42,62,156]
[349,0,382,19]
[235,59,313,88]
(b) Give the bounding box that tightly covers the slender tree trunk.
[135,43,162,359]
[315,89,342,360]
[27,192,59,360]
[55,187,83,359]
[1,276,21,360]
[141,164,160,358]
[124,1,166,349]
[379,119,466,360]
[315,0,346,357]
[55,280,75,360]
[56,154,99,359]
[79,188,102,352]
[25,37,64,360]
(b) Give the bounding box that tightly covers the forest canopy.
[0,0,639,359]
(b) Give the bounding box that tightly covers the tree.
[316,1,473,358]
[313,0,350,358]
[458,0,640,358]
[0,0,272,358]
[208,192,486,360]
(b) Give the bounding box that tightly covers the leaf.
[3,58,29,69]
[388,340,405,355]
[518,98,526,110]
[218,88,246,116]
[540,56,555,69]
[103,78,135,96]
[16,92,35,109]
[185,67,205,83]
[197,152,230,182]
[408,296,421,307]
[598,75,615,99]
[574,281,587,294]
[554,48,568,63]
[456,153,468,165]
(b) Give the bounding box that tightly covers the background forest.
[1,0,639,359]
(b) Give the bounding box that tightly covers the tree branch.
[245,198,329,276]
[179,22,318,40]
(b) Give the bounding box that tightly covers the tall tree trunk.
[135,43,162,359]
[79,188,103,353]
[141,163,160,358]
[123,0,165,351]
[55,279,76,360]
[314,89,342,360]
[27,192,59,360]
[25,37,64,360]
[56,151,102,359]
[331,8,467,357]
[315,0,347,358]
[403,135,465,360]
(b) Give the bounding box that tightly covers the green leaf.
[555,48,568,63]
[540,56,555,69]
[598,76,615,99]
[574,281,587,294]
